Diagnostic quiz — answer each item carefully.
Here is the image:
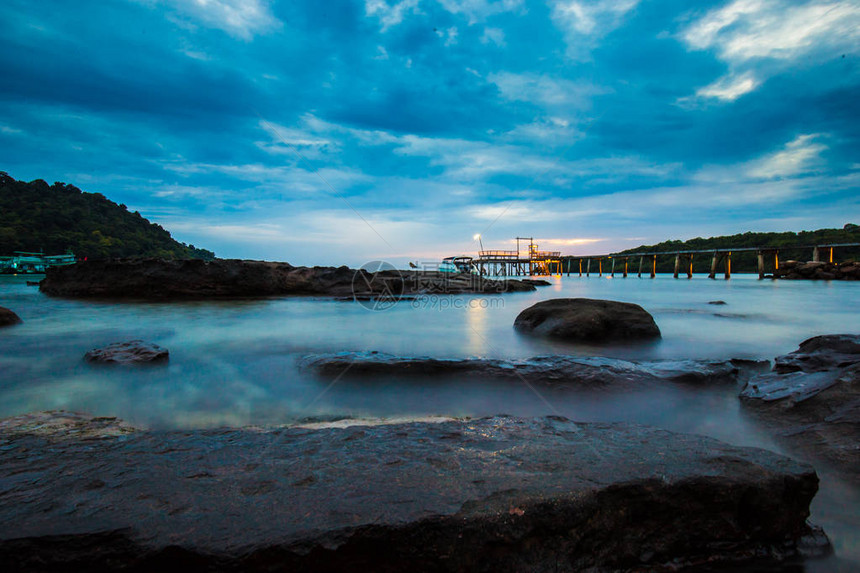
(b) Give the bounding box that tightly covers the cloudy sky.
[1,0,858,266]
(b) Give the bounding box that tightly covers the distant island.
[0,172,214,260]
[614,225,860,273]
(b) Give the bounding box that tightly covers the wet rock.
[740,335,860,481]
[514,298,661,342]
[522,279,552,286]
[299,351,744,388]
[0,306,22,327]
[40,259,534,300]
[84,340,169,365]
[708,300,727,305]
[0,413,825,572]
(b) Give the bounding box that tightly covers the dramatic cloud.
[0,0,857,265]
[683,0,860,101]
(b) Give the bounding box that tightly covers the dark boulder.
[521,279,552,286]
[0,412,827,572]
[84,340,169,365]
[0,307,22,328]
[514,298,660,342]
[740,334,860,481]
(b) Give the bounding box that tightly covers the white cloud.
[150,0,282,39]
[489,71,609,108]
[435,26,459,46]
[683,1,860,101]
[436,0,523,23]
[549,0,639,57]
[745,134,827,180]
[550,0,638,35]
[505,117,579,145]
[365,0,421,31]
[684,0,859,61]
[694,71,758,101]
[0,124,23,135]
[257,118,337,159]
[481,27,506,46]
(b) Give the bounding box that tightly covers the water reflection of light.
[465,298,487,355]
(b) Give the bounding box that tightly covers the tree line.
[0,172,215,260]
[610,225,860,273]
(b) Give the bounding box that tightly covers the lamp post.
[473,233,484,254]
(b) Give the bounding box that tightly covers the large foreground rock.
[300,351,758,388]
[0,412,826,572]
[0,307,21,328]
[39,258,535,299]
[84,340,169,365]
[740,334,860,481]
[514,298,661,342]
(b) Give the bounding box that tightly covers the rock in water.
[39,258,535,299]
[0,414,826,572]
[84,340,169,365]
[300,351,744,387]
[740,334,860,482]
[514,298,661,342]
[0,307,22,327]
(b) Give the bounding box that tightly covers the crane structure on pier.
[474,237,561,276]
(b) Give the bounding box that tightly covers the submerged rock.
[84,340,169,365]
[0,413,826,572]
[40,258,535,299]
[740,334,860,481]
[299,351,747,387]
[514,298,661,342]
[0,307,21,327]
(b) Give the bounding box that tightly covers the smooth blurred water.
[1,272,858,567]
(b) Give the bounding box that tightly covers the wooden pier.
[562,243,860,280]
[470,239,860,279]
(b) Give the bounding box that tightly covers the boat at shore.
[438,255,478,274]
[0,252,76,274]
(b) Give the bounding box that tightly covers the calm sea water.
[1,272,858,568]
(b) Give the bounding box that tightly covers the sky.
[1,0,858,266]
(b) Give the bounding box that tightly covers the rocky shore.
[774,260,860,280]
[39,258,536,299]
[740,334,860,482]
[0,412,827,572]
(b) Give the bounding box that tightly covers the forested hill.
[615,225,860,273]
[0,173,214,260]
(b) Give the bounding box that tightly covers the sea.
[1,272,857,570]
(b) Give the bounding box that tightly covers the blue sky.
[1,0,858,266]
